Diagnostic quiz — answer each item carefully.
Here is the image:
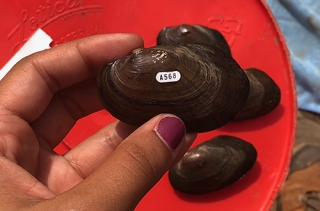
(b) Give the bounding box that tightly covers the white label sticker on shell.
[156,71,181,83]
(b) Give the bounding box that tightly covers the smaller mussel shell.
[97,44,249,133]
[169,135,257,194]
[157,24,232,56]
[233,68,281,121]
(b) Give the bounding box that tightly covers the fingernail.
[155,116,185,150]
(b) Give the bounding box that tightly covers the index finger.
[0,33,144,122]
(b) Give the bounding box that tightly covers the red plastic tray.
[1,0,296,210]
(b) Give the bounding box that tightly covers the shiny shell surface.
[169,135,257,194]
[157,24,232,55]
[97,43,249,133]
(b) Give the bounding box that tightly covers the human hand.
[0,34,197,211]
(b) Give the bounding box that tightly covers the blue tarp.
[266,0,320,114]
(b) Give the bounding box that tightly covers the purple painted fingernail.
[155,116,185,150]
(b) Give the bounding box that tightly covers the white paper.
[0,29,52,80]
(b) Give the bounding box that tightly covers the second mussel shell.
[97,43,250,133]
[157,24,232,56]
[169,135,257,195]
[233,68,281,121]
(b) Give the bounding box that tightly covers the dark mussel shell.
[233,68,281,121]
[169,135,257,195]
[97,44,249,133]
[157,24,232,55]
[157,24,281,121]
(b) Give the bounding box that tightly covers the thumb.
[96,114,197,210]
[38,114,197,211]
